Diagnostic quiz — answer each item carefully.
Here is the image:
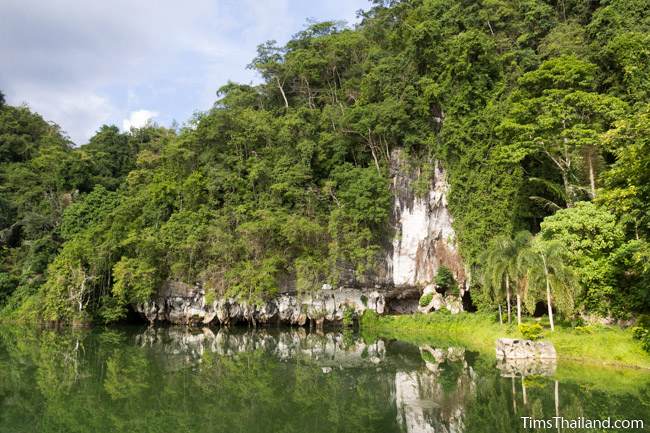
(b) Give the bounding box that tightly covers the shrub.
[642,335,650,353]
[435,266,459,295]
[632,326,648,340]
[360,309,379,327]
[575,325,594,335]
[420,350,436,364]
[342,306,355,327]
[419,293,433,307]
[637,314,650,330]
[519,323,544,341]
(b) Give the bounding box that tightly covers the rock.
[422,284,437,296]
[496,338,557,360]
[445,295,463,314]
[496,358,557,377]
[417,292,445,314]
[135,283,388,327]
[388,149,466,289]
[431,293,445,311]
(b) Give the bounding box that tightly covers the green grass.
[361,311,650,370]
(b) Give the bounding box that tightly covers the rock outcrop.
[495,338,557,360]
[135,149,468,326]
[417,284,463,315]
[136,281,385,326]
[388,149,466,290]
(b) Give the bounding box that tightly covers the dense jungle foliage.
[0,0,649,325]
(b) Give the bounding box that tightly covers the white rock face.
[136,282,386,326]
[389,149,465,289]
[496,338,557,360]
[395,371,437,433]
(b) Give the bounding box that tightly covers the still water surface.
[0,326,648,433]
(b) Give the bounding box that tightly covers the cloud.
[0,0,369,144]
[122,110,159,131]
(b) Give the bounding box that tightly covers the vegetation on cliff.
[1,0,649,329]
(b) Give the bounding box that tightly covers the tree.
[480,231,532,325]
[599,106,650,240]
[539,202,624,316]
[498,56,627,208]
[525,239,578,331]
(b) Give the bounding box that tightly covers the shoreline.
[360,311,650,371]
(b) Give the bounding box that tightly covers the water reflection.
[0,326,647,433]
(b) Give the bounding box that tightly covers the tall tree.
[481,231,532,325]
[524,239,578,331]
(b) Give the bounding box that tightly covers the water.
[0,326,648,433]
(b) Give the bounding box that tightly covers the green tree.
[498,56,627,208]
[539,202,624,317]
[480,231,532,325]
[526,239,578,331]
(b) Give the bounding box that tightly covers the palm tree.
[525,240,578,331]
[481,231,532,325]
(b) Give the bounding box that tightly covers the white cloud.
[122,110,158,131]
[0,0,369,144]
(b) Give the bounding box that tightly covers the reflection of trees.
[0,326,648,433]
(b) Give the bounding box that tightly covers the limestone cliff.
[135,149,466,325]
[386,148,465,290]
[137,280,385,326]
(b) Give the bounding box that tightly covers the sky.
[0,0,370,145]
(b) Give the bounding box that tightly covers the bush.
[575,325,594,335]
[633,315,650,354]
[632,326,648,340]
[642,335,650,353]
[519,323,544,341]
[637,314,650,330]
[360,309,380,328]
[342,306,355,327]
[419,293,433,307]
[435,266,459,296]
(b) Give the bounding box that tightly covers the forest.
[0,0,648,338]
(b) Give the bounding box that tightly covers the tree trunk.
[276,77,289,109]
[505,277,512,324]
[588,155,596,199]
[498,304,503,325]
[516,293,522,325]
[543,257,555,331]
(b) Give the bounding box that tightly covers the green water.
[0,326,647,433]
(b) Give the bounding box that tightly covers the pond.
[0,326,647,432]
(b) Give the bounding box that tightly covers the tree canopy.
[1,0,649,324]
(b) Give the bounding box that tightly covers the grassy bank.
[361,311,650,370]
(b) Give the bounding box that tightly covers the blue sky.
[0,0,370,144]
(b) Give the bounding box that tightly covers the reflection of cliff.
[394,346,477,433]
[135,327,386,371]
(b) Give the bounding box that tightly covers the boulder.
[496,338,557,360]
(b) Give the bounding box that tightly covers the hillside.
[0,0,649,326]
